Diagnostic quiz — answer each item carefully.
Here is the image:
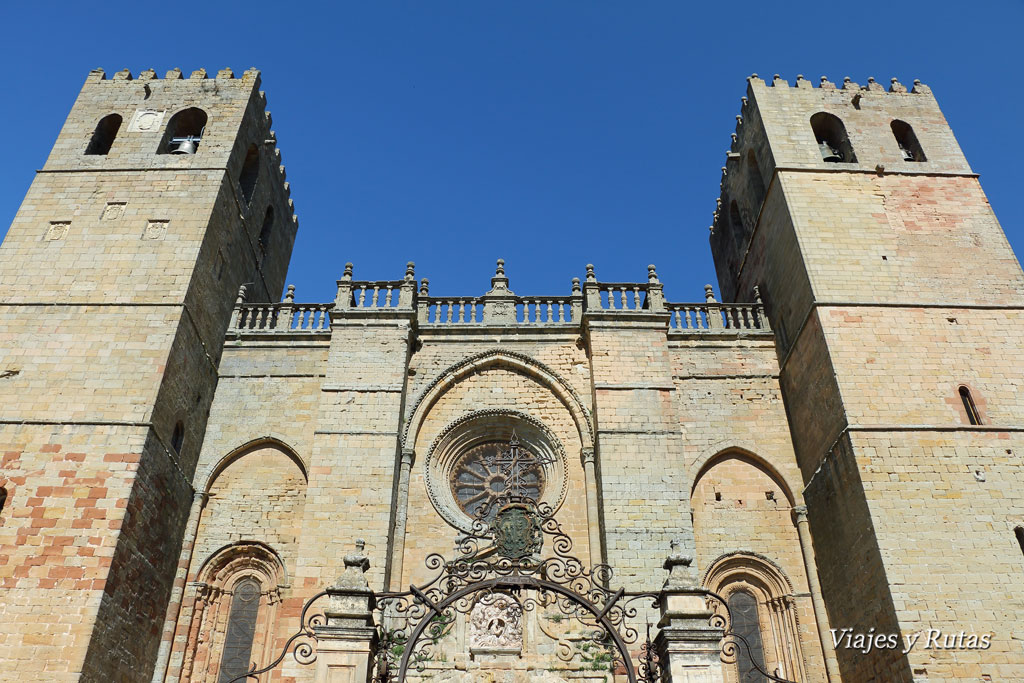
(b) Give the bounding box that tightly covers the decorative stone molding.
[423,409,569,533]
[469,592,523,655]
[402,348,594,451]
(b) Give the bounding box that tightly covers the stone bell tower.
[709,74,1024,681]
[0,67,296,681]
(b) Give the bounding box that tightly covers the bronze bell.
[170,137,198,155]
[818,140,842,162]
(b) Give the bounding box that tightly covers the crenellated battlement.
[744,73,931,94]
[86,66,262,83]
[709,71,973,302]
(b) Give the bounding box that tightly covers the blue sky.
[1,2,1021,304]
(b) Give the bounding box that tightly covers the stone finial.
[820,75,836,90]
[796,74,812,89]
[138,69,156,81]
[342,262,353,281]
[866,76,884,92]
[165,67,183,80]
[113,69,133,81]
[485,258,512,298]
[771,74,788,87]
[889,77,907,93]
[648,264,659,284]
[405,261,416,281]
[740,96,748,107]
[419,278,429,296]
[753,285,763,305]
[585,264,596,283]
[842,77,860,90]
[189,68,208,79]
[735,115,743,125]
[284,284,295,303]
[216,67,235,79]
[571,277,581,293]
[235,285,248,305]
[704,284,717,303]
[911,79,931,94]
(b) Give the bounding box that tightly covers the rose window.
[449,441,546,519]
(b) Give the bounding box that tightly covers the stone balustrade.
[225,263,772,338]
[229,285,333,334]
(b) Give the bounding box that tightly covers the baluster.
[357,287,367,308]
[632,287,641,309]
[385,286,394,307]
[618,287,627,309]
[445,301,453,323]
[457,300,465,323]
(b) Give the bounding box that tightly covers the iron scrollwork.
[703,589,798,683]
[235,435,676,681]
[225,589,327,683]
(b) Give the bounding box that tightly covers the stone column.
[793,505,841,681]
[580,447,605,566]
[314,541,378,683]
[387,448,415,590]
[655,551,725,683]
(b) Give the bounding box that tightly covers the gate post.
[655,551,726,683]
[313,540,377,683]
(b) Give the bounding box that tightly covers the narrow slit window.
[171,421,185,453]
[728,590,769,683]
[218,577,262,683]
[0,486,7,517]
[85,114,122,155]
[259,206,274,254]
[959,386,982,425]
[239,144,260,205]
[1015,527,1024,557]
[810,112,856,163]
[891,120,926,162]
[746,149,766,212]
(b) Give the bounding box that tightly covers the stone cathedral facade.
[0,67,1022,683]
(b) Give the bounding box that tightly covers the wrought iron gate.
[227,435,796,683]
